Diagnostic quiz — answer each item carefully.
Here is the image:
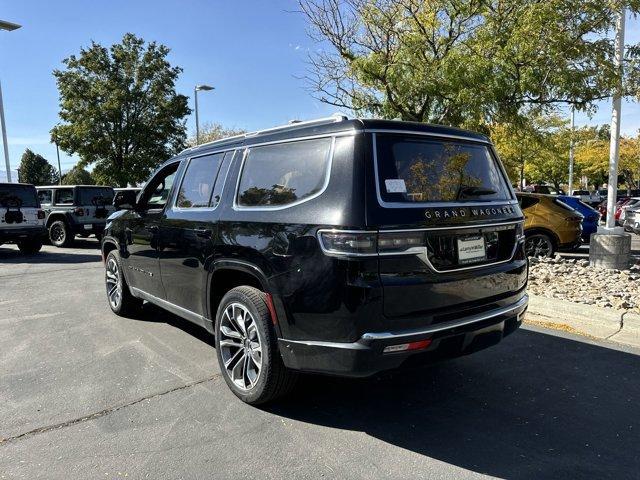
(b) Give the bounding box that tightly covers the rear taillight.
[377,231,425,254]
[318,231,377,256]
[74,207,84,216]
[37,210,45,219]
[383,339,432,354]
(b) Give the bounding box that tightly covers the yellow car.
[516,193,583,257]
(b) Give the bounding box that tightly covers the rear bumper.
[0,226,46,242]
[278,294,528,377]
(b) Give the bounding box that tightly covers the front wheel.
[215,286,297,405]
[17,238,43,254]
[105,250,143,316]
[524,233,555,258]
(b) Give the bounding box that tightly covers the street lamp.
[0,19,21,182]
[194,84,214,145]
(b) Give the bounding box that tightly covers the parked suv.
[516,193,582,256]
[0,182,46,253]
[37,185,115,247]
[102,116,529,404]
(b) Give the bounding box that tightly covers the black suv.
[37,185,115,247]
[102,116,528,404]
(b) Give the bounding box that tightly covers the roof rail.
[245,113,349,138]
[181,113,350,154]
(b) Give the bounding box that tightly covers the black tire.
[105,250,143,317]
[17,238,43,254]
[215,286,297,405]
[49,220,74,247]
[524,232,555,258]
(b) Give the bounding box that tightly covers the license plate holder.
[457,235,487,264]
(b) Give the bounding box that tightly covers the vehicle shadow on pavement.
[0,240,102,264]
[268,329,640,479]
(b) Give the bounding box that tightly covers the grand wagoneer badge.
[424,205,516,220]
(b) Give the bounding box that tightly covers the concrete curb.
[524,294,640,348]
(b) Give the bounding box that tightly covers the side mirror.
[113,190,138,210]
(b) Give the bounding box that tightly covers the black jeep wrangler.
[102,116,528,404]
[37,185,115,247]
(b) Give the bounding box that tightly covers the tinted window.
[237,138,332,207]
[211,151,234,208]
[517,195,539,209]
[0,184,39,207]
[38,189,52,204]
[142,163,179,210]
[78,187,114,205]
[376,135,510,203]
[55,189,74,204]
[176,153,223,208]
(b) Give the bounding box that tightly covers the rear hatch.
[0,184,42,228]
[76,187,115,222]
[366,132,526,322]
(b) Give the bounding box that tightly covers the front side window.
[0,185,39,207]
[376,134,511,203]
[38,189,52,204]
[141,163,179,210]
[237,137,332,207]
[55,189,74,205]
[175,153,224,208]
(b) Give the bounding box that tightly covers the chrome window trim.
[371,132,517,209]
[233,135,337,212]
[364,128,492,144]
[171,149,236,213]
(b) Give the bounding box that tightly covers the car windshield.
[375,134,511,203]
[0,184,39,207]
[78,187,114,205]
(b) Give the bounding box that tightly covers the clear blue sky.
[0,1,638,177]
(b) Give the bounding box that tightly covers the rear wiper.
[457,186,497,198]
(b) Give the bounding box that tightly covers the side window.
[55,189,74,205]
[210,151,235,208]
[140,162,180,211]
[237,138,332,207]
[38,189,52,205]
[175,153,224,208]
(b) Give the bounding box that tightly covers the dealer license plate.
[457,235,486,264]
[84,224,93,230]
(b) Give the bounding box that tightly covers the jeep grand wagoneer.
[101,116,529,404]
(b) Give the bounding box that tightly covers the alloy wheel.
[105,258,122,309]
[525,234,552,257]
[50,224,65,243]
[219,302,263,391]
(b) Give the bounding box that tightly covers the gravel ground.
[528,255,640,312]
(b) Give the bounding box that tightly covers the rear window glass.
[375,134,511,203]
[237,138,332,207]
[78,187,114,205]
[0,184,38,207]
[38,189,52,204]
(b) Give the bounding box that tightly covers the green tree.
[300,0,640,129]
[187,122,247,147]
[17,149,59,185]
[51,33,191,188]
[62,165,95,185]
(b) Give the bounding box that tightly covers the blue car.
[557,195,601,242]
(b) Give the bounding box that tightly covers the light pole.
[0,20,21,182]
[55,142,62,184]
[568,105,575,195]
[194,84,214,145]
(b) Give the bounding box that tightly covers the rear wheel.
[215,286,297,405]
[105,250,143,316]
[525,233,555,258]
[17,238,42,254]
[49,220,74,247]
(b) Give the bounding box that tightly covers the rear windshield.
[0,184,39,207]
[375,134,511,203]
[78,187,114,205]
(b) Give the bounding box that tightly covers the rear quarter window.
[237,137,333,208]
[375,134,511,204]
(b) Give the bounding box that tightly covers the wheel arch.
[524,227,559,251]
[45,211,72,228]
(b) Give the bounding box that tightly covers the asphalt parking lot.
[1,240,640,479]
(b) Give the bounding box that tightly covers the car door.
[125,161,182,299]
[159,150,234,319]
